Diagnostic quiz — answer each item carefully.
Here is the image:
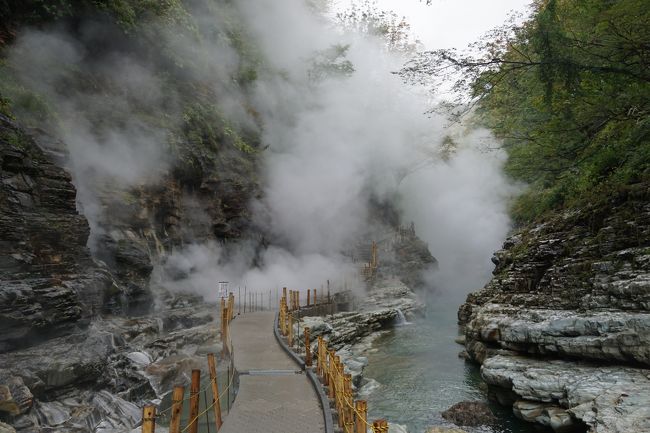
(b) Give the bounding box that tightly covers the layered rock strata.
[459,183,650,433]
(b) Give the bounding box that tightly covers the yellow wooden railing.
[141,294,237,433]
[279,288,389,433]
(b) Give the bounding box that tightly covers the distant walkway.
[219,312,325,433]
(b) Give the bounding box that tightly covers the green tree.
[402,0,650,222]
[337,0,421,53]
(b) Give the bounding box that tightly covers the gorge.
[1,1,649,433]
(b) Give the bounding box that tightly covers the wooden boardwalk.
[219,311,325,433]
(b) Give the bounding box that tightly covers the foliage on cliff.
[0,0,262,193]
[404,0,650,223]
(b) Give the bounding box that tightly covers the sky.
[333,0,532,50]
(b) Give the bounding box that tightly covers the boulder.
[0,422,16,433]
[441,401,497,427]
[482,355,650,433]
[0,376,32,416]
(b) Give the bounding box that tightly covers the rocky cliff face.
[459,183,650,433]
[93,162,259,315]
[0,113,242,432]
[0,114,110,353]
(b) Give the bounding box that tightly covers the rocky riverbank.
[296,280,424,432]
[0,115,231,433]
[0,293,222,433]
[459,183,650,433]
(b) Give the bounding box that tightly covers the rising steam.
[5,0,517,301]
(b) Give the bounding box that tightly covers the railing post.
[327,350,335,398]
[142,405,156,433]
[207,353,223,430]
[307,289,311,306]
[355,400,367,433]
[188,370,201,433]
[288,313,294,347]
[344,373,353,429]
[335,355,343,428]
[169,386,184,433]
[372,419,388,433]
[322,337,327,379]
[221,308,229,357]
[317,336,321,374]
[305,327,312,367]
[314,288,317,305]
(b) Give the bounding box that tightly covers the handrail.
[141,293,239,433]
[278,288,389,433]
[180,364,236,432]
[273,312,334,433]
[140,287,389,433]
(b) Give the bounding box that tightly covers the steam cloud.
[6,0,517,301]
[237,0,517,297]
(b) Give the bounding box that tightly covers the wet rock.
[34,400,70,427]
[425,428,468,433]
[0,281,83,352]
[461,189,650,366]
[482,355,650,433]
[487,386,518,407]
[0,376,32,416]
[24,389,141,433]
[458,184,650,432]
[0,115,106,352]
[0,422,16,433]
[0,386,19,416]
[361,282,425,319]
[161,308,214,331]
[383,226,438,289]
[466,306,650,365]
[99,234,154,316]
[441,401,497,427]
[547,407,577,433]
[388,422,409,433]
[144,356,204,397]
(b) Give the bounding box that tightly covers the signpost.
[218,281,228,300]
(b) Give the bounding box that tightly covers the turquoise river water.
[362,294,549,433]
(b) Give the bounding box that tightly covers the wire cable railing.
[140,294,239,433]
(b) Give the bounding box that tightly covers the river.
[361,293,547,433]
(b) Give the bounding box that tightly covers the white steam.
[159,241,354,303]
[6,8,242,251]
[7,0,517,300]
[232,0,516,296]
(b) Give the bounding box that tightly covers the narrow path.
[219,311,325,433]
